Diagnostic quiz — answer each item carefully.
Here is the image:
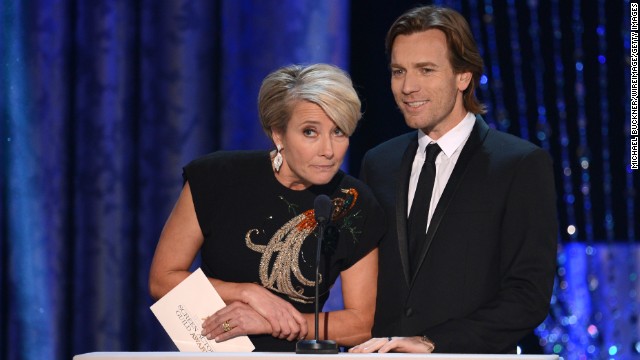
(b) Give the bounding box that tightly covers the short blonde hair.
[258,64,362,140]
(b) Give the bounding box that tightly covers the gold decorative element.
[331,188,358,220]
[222,320,232,332]
[245,188,359,303]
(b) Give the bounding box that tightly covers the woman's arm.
[303,248,378,346]
[149,182,307,340]
[149,182,204,299]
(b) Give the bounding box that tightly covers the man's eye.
[391,69,404,76]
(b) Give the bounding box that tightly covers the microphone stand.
[296,199,338,354]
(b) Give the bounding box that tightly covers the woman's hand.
[201,302,272,342]
[348,336,435,353]
[234,283,308,341]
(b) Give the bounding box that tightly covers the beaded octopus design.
[245,188,359,304]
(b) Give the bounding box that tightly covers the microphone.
[296,194,339,354]
[314,194,332,225]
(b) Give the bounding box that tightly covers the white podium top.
[74,352,559,360]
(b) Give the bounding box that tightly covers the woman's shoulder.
[184,150,270,184]
[330,171,386,265]
[338,171,376,197]
[188,150,268,168]
[335,171,384,214]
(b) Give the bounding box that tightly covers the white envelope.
[150,268,255,352]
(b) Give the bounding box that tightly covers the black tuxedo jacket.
[360,115,557,353]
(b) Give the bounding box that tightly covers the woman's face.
[272,101,349,190]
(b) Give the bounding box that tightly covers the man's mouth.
[405,100,427,108]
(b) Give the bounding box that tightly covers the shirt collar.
[417,112,476,158]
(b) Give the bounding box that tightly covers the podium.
[74,352,559,360]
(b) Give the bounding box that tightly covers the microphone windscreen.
[314,194,333,225]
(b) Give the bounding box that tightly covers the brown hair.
[386,5,486,114]
[258,64,362,141]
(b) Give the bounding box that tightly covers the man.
[349,5,558,354]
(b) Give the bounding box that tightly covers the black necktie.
[408,143,442,272]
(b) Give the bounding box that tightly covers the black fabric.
[407,143,442,273]
[361,116,558,353]
[183,150,385,351]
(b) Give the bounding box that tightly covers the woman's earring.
[273,144,283,172]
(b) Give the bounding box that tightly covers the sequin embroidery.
[245,188,358,303]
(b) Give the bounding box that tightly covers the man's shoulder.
[480,128,553,171]
[484,128,542,154]
[364,132,415,158]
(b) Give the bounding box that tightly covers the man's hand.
[348,336,435,353]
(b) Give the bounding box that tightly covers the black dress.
[183,150,386,351]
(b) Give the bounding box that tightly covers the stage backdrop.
[0,1,349,359]
[349,1,638,359]
[0,1,637,360]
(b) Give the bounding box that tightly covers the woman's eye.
[303,129,317,136]
[333,128,346,136]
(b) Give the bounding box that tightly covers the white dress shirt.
[407,112,476,230]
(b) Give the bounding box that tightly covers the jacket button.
[405,307,413,317]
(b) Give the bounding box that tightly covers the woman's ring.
[222,320,232,332]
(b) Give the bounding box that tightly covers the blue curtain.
[0,1,349,359]
[2,0,638,359]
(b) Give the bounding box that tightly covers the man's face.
[389,29,471,139]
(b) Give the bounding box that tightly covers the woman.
[149,63,386,352]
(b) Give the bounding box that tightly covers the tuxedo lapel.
[396,135,419,286]
[409,116,490,286]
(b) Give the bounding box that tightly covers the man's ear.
[457,71,472,91]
